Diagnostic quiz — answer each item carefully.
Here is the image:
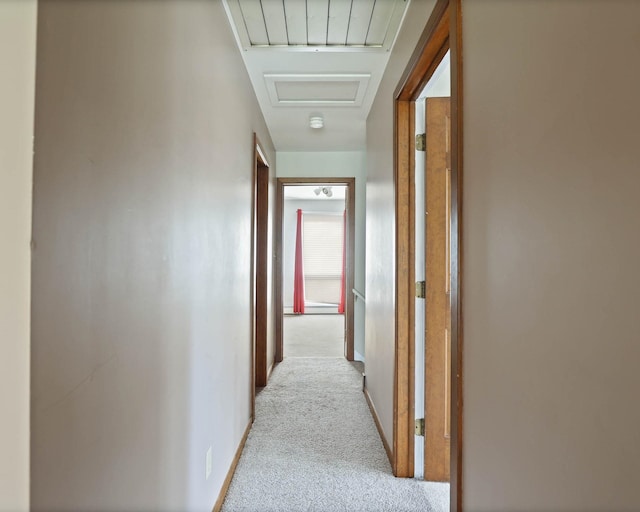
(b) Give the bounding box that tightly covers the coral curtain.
[338,209,346,314]
[293,209,305,314]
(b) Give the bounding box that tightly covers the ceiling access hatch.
[264,73,371,106]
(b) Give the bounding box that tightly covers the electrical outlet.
[205,446,212,480]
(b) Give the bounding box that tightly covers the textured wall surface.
[462,1,640,510]
[0,1,37,510]
[31,1,274,510]
[365,0,436,449]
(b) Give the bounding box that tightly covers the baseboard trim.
[363,385,393,468]
[267,360,275,380]
[212,419,252,512]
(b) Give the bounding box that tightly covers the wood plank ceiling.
[227,0,407,49]
[222,0,411,150]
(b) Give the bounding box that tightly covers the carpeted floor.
[221,357,449,512]
[283,314,345,357]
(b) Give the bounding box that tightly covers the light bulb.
[309,115,324,129]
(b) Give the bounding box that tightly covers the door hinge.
[416,133,426,151]
[415,280,426,299]
[415,418,425,436]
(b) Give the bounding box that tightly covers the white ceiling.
[222,0,411,152]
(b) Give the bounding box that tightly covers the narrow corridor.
[221,358,448,512]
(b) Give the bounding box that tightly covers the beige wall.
[364,0,436,448]
[463,0,640,510]
[368,1,640,508]
[0,1,37,510]
[31,1,274,510]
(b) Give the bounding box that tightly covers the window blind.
[303,213,344,305]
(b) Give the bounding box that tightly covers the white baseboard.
[284,306,340,315]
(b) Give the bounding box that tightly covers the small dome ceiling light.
[309,115,324,129]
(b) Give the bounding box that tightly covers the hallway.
[7,1,640,511]
[221,357,448,512]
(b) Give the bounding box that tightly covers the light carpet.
[284,314,344,357]
[221,357,449,512]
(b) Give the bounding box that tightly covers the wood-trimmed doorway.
[251,134,270,420]
[274,177,356,363]
[392,0,463,510]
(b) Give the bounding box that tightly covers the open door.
[424,97,451,481]
[393,0,462,506]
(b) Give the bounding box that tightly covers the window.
[302,213,344,305]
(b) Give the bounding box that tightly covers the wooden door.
[424,97,451,482]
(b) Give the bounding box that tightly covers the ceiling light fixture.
[313,186,333,198]
[309,115,324,129]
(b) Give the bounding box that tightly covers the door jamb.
[274,177,356,363]
[251,134,270,419]
[392,1,463,510]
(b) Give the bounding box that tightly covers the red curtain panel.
[293,208,305,314]
[338,209,346,314]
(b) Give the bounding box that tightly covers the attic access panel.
[264,73,371,107]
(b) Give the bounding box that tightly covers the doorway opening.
[414,50,451,487]
[275,178,356,363]
[393,0,463,510]
[282,185,347,357]
[251,134,271,419]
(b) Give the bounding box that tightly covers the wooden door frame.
[274,177,356,363]
[251,134,270,419]
[392,0,463,510]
